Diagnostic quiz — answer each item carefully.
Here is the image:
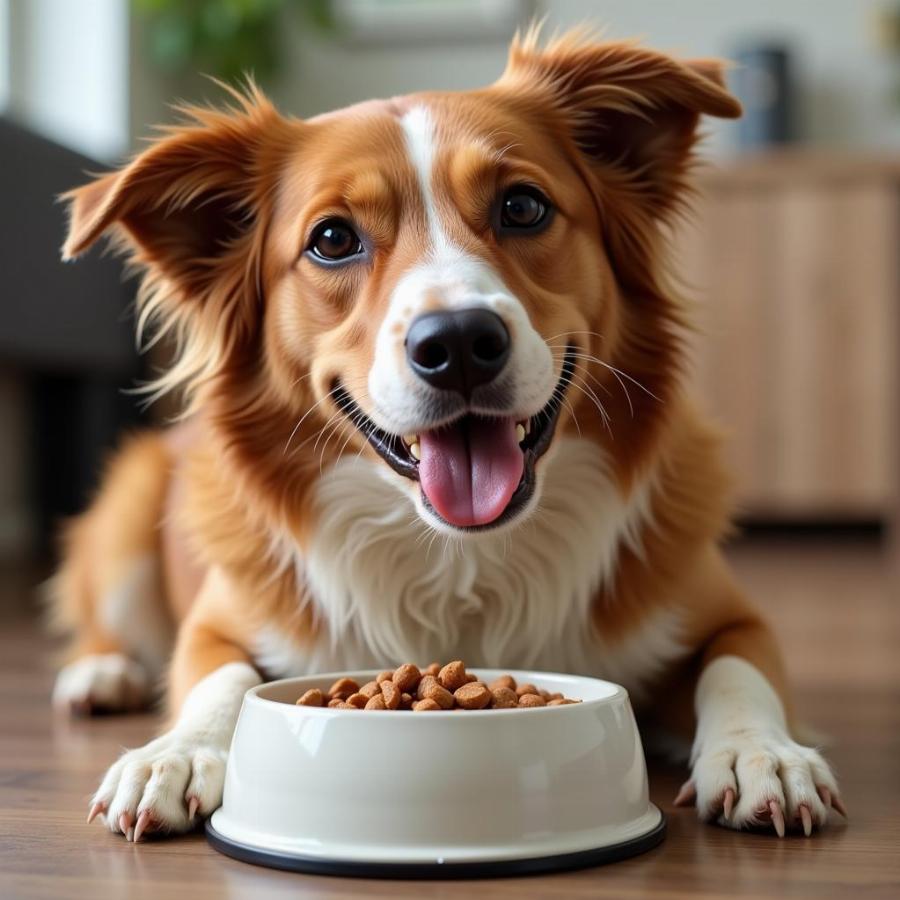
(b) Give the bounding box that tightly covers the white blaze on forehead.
[366,102,556,437]
[399,105,453,256]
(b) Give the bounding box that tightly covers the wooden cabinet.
[674,153,898,523]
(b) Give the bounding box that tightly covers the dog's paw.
[677,730,846,836]
[87,730,227,841]
[53,653,149,716]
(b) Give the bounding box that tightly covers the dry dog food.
[295,661,581,711]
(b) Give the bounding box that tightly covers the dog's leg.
[678,617,846,836]
[50,433,174,715]
[88,569,261,841]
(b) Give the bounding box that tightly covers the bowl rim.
[245,668,629,717]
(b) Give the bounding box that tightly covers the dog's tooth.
[403,434,417,446]
[409,441,421,461]
[516,423,526,443]
[524,419,531,435]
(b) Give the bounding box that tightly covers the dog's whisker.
[548,349,662,418]
[548,352,614,399]
[550,386,584,437]
[334,416,363,464]
[283,393,333,456]
[564,351,662,403]
[544,329,605,345]
[282,375,372,457]
[317,415,356,472]
[302,408,346,457]
[560,375,613,437]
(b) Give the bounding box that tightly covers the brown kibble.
[438,660,468,692]
[518,693,546,707]
[299,663,578,712]
[328,677,360,699]
[490,686,518,709]
[416,674,438,700]
[420,678,454,709]
[392,663,422,693]
[489,674,517,692]
[380,680,401,710]
[296,688,323,707]
[359,680,381,699]
[454,682,491,710]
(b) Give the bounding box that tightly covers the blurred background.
[0,0,897,584]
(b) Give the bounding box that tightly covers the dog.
[51,28,843,843]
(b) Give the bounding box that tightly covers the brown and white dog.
[51,29,843,843]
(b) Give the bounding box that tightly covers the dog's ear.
[61,83,286,311]
[499,30,741,216]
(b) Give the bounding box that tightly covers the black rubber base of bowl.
[205,812,666,880]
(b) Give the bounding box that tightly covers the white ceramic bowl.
[207,669,664,877]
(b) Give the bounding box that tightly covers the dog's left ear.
[499,31,741,216]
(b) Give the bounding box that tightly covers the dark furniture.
[0,118,143,554]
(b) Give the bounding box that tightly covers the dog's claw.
[722,787,735,819]
[818,785,849,819]
[673,779,696,807]
[769,800,786,838]
[831,793,849,819]
[118,811,133,837]
[86,801,105,825]
[133,810,152,844]
[187,796,199,821]
[799,804,813,837]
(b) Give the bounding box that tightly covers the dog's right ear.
[61,83,288,311]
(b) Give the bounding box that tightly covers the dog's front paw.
[53,653,149,716]
[87,730,227,841]
[677,731,846,836]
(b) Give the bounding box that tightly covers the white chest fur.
[256,438,686,698]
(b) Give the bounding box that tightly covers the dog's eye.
[307,219,364,263]
[499,187,551,232]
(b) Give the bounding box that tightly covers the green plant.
[133,0,334,85]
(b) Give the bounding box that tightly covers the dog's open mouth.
[332,346,576,531]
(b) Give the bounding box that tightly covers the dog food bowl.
[206,669,664,878]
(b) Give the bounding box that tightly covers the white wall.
[7,0,129,161]
[1,1,895,175]
[177,0,896,158]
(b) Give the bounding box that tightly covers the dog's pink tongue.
[419,417,524,527]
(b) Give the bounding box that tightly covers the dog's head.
[63,30,739,536]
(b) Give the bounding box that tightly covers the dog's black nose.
[406,308,511,396]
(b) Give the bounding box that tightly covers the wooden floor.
[1,537,898,899]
